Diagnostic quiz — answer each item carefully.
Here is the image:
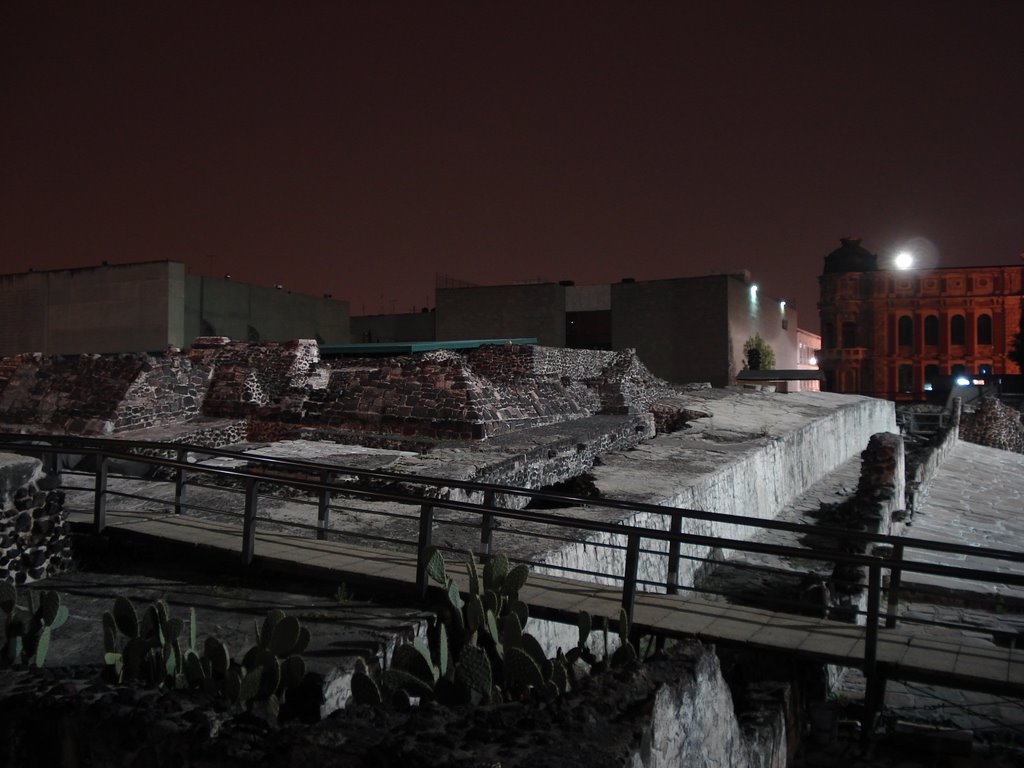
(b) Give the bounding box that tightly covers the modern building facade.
[431,273,803,387]
[0,261,350,357]
[818,237,1024,399]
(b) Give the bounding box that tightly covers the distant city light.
[895,252,914,270]
[955,376,971,386]
[808,356,817,366]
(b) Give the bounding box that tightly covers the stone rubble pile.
[960,396,1024,454]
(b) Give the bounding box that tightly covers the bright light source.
[955,376,971,386]
[972,378,985,386]
[750,284,758,299]
[780,300,786,312]
[924,383,933,391]
[895,252,914,270]
[808,356,817,366]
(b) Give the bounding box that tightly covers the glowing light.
[955,376,971,386]
[808,356,817,366]
[972,378,985,386]
[750,284,758,299]
[779,299,786,312]
[895,252,914,270]
[923,383,933,391]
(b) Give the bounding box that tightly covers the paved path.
[902,440,1024,602]
[68,506,1024,698]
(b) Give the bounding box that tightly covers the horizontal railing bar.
[5,434,1024,590]
[10,433,1023,564]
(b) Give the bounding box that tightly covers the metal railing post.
[241,477,258,565]
[666,511,682,595]
[480,489,496,562]
[94,453,108,533]
[416,503,435,599]
[173,447,188,515]
[862,563,883,747]
[885,543,904,629]
[622,531,641,627]
[317,470,331,540]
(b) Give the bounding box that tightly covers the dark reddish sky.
[3,2,1022,331]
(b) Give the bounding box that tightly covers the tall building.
[817,237,1024,399]
[432,273,803,387]
[0,261,350,356]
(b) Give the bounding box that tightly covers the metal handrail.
[4,433,1023,674]
[4,432,1020,565]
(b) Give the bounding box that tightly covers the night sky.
[3,2,1022,332]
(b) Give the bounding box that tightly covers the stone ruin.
[0,338,675,446]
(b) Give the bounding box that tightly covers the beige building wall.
[725,277,800,379]
[351,310,436,343]
[0,261,178,356]
[184,275,350,344]
[436,283,566,345]
[611,277,732,386]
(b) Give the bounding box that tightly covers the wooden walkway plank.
[65,507,1024,698]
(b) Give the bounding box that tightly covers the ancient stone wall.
[111,354,213,432]
[198,338,320,419]
[0,353,144,434]
[0,454,68,584]
[301,350,600,440]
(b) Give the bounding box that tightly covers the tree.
[743,334,776,371]
[1010,304,1024,372]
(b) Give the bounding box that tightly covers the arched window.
[977,314,993,345]
[950,315,966,345]
[924,316,938,346]
[898,316,913,347]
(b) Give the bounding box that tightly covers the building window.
[898,364,913,393]
[842,322,857,348]
[898,316,913,347]
[924,315,938,346]
[977,314,992,345]
[950,314,966,345]
[824,323,835,348]
[924,364,939,386]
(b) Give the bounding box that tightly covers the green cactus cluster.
[102,596,191,688]
[102,597,307,713]
[353,549,595,707]
[0,581,69,668]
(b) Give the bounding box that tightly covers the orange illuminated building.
[818,237,1024,400]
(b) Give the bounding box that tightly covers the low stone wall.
[0,454,69,584]
[905,398,960,516]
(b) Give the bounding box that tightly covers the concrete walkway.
[901,440,1024,603]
